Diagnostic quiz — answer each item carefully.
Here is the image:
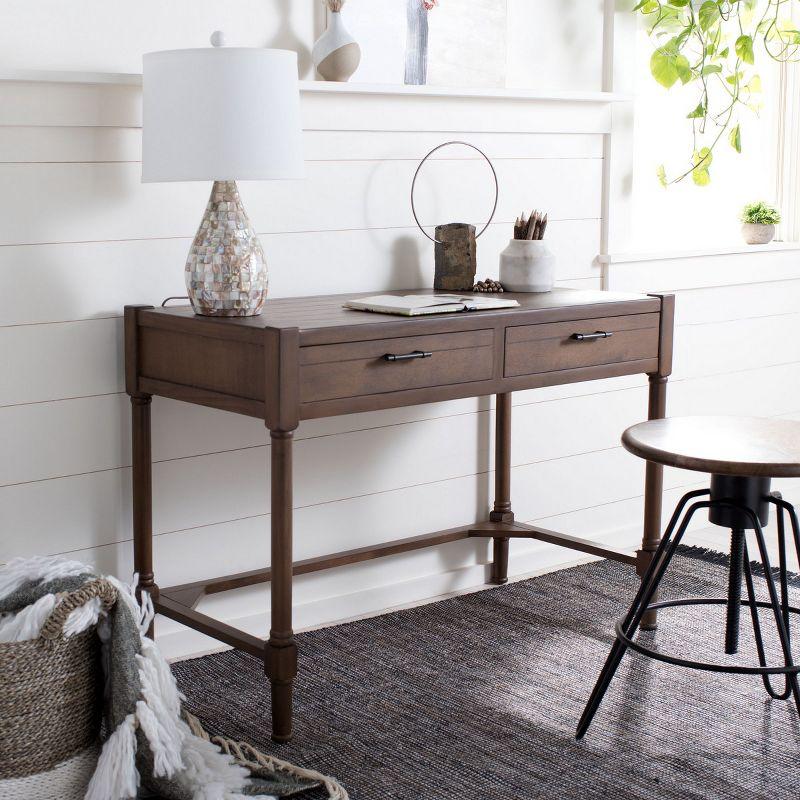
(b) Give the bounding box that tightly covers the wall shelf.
[0,69,143,86]
[0,69,628,103]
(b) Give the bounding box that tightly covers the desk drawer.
[300,329,494,403]
[504,313,660,377]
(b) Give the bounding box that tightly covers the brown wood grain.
[624,416,800,478]
[131,290,663,419]
[504,313,659,344]
[160,524,482,607]
[124,286,676,741]
[299,329,492,365]
[140,327,265,401]
[650,293,675,378]
[155,596,265,659]
[300,330,495,403]
[138,289,662,346]
[298,358,661,421]
[125,306,157,637]
[267,429,296,741]
[511,522,638,566]
[639,294,674,628]
[265,328,300,432]
[124,305,153,397]
[504,313,660,378]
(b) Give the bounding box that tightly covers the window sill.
[598,241,800,265]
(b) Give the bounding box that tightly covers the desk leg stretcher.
[137,389,668,742]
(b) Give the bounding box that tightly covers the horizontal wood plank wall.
[3,79,794,658]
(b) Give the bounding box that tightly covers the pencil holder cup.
[499,239,556,293]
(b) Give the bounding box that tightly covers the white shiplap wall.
[0,78,617,659]
[3,74,800,660]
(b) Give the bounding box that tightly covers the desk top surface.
[144,288,660,334]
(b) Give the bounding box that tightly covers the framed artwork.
[337,0,508,88]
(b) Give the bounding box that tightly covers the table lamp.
[142,33,304,317]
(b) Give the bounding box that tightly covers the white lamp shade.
[142,47,303,182]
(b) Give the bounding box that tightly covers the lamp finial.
[210,30,226,47]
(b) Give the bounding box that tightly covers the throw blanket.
[0,556,347,800]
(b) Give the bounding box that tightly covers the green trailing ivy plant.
[636,0,800,186]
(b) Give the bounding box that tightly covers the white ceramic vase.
[741,222,775,245]
[499,239,556,293]
[313,12,361,82]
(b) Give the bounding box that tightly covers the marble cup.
[499,239,556,293]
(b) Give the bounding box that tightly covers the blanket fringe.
[185,712,349,800]
[0,593,57,643]
[106,573,155,636]
[174,720,252,800]
[85,713,140,800]
[0,555,92,601]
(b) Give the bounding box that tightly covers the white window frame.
[775,60,800,242]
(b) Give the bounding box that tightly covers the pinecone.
[472,277,505,293]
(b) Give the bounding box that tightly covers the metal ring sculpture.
[410,141,499,245]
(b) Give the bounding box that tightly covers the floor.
[172,548,800,800]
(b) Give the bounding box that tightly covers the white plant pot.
[499,239,556,293]
[741,222,776,245]
[313,12,361,82]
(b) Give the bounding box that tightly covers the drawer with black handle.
[504,313,660,377]
[299,329,494,402]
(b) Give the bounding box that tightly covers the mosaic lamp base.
[185,180,268,317]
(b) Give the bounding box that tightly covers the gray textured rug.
[172,549,800,800]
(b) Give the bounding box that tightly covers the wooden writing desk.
[124,288,674,742]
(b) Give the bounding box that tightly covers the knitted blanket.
[0,556,347,800]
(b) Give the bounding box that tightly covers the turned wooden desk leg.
[131,394,157,637]
[266,430,298,743]
[490,393,513,585]
[639,375,668,630]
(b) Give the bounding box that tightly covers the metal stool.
[576,416,800,740]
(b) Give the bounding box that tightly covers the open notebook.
[344,294,520,317]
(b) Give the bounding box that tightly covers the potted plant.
[499,210,555,293]
[741,201,781,245]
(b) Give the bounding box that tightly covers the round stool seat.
[622,416,800,478]
[578,415,800,741]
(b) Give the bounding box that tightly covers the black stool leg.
[725,528,745,654]
[575,492,709,740]
[747,493,800,701]
[742,539,792,700]
[770,493,800,566]
[749,514,800,717]
[771,493,794,641]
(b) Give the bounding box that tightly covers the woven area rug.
[172,548,800,800]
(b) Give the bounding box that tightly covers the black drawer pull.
[571,331,613,342]
[383,350,433,362]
